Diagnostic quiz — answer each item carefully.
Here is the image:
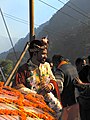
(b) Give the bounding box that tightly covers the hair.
[46,58,52,63]
[52,54,64,67]
[75,57,84,66]
[87,55,90,64]
[28,40,43,58]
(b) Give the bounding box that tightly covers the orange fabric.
[50,79,61,101]
[58,61,68,68]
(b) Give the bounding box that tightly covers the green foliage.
[0,59,14,82]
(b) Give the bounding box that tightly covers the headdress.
[29,37,48,53]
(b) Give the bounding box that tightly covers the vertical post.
[0,67,6,82]
[4,1,34,86]
[0,8,17,61]
[29,0,35,41]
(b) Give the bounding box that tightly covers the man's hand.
[34,94,44,100]
[42,83,53,93]
[38,82,53,95]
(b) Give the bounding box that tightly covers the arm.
[73,77,90,89]
[54,69,64,94]
[12,71,26,88]
[46,65,62,100]
[13,70,44,99]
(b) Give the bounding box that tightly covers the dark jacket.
[79,65,90,83]
[55,62,79,107]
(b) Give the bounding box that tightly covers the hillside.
[0,0,90,64]
[36,0,90,63]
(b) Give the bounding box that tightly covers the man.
[77,56,90,120]
[12,38,62,119]
[52,55,79,106]
[52,54,89,120]
[75,57,85,73]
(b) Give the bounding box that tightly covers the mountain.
[36,0,90,63]
[0,51,9,60]
[35,21,49,36]
[0,0,90,64]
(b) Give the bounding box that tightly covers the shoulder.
[18,63,28,72]
[43,62,51,68]
[44,62,50,65]
[81,65,90,72]
[59,63,78,74]
[85,65,90,70]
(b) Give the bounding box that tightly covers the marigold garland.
[24,94,55,113]
[0,82,56,120]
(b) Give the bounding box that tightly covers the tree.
[0,59,13,82]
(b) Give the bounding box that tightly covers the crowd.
[12,37,90,120]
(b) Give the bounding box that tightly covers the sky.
[0,0,69,53]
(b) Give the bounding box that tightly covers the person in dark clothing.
[75,57,85,73]
[75,57,89,83]
[52,54,90,120]
[52,55,79,107]
[79,65,90,83]
[87,55,90,65]
[77,56,90,120]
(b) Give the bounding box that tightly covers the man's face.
[37,49,48,64]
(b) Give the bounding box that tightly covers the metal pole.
[29,0,35,41]
[4,0,35,86]
[0,67,6,82]
[4,42,30,86]
[0,8,18,61]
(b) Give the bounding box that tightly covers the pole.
[0,8,17,61]
[5,0,35,86]
[0,67,6,82]
[29,0,35,41]
[4,42,30,86]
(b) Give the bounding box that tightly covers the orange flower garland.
[0,82,56,120]
[24,94,55,113]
